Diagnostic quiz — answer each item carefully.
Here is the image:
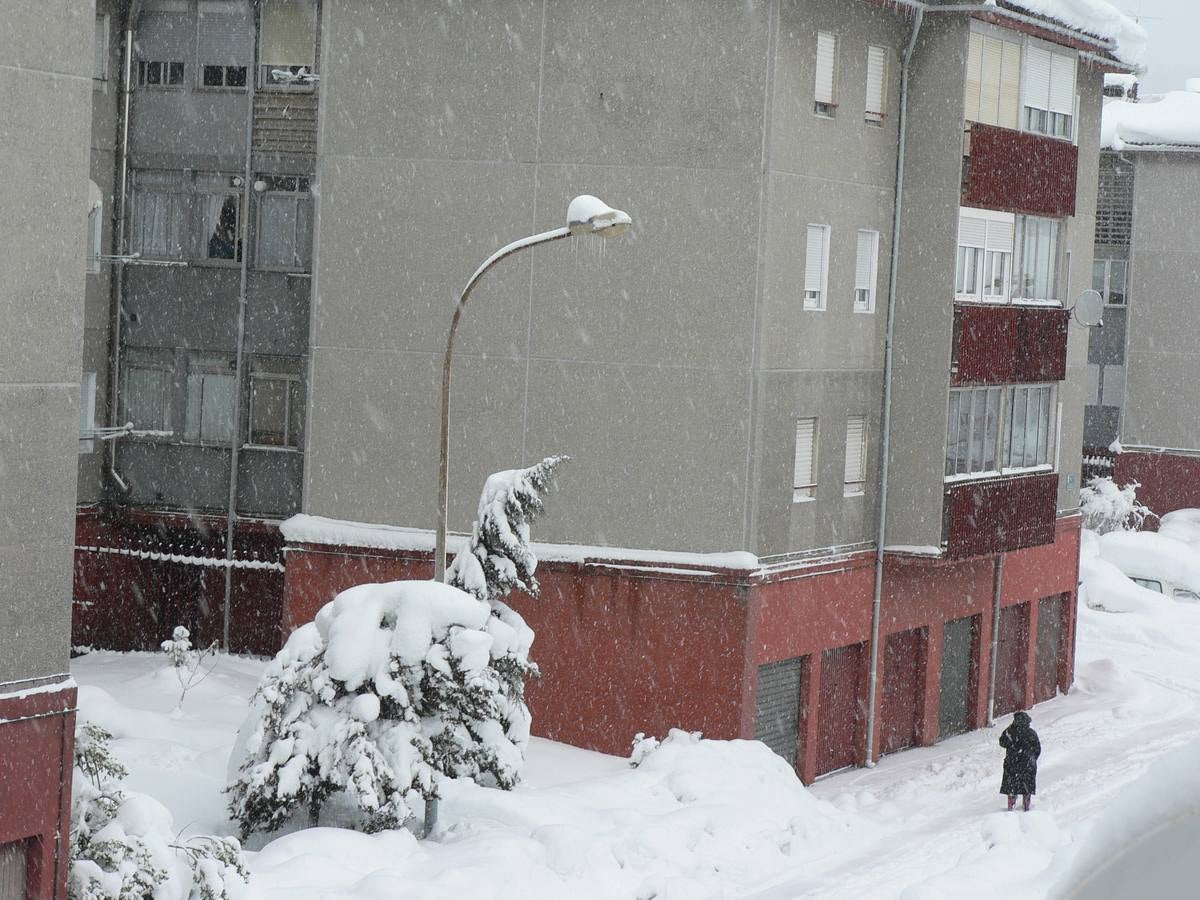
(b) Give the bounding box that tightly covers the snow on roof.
[999,0,1147,67]
[280,513,760,572]
[1102,86,1200,150]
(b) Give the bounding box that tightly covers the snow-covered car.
[1159,507,1200,552]
[1096,530,1200,603]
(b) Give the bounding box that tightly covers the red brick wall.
[0,681,75,900]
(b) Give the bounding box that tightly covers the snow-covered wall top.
[280,514,761,571]
[1000,0,1147,66]
[1102,89,1200,149]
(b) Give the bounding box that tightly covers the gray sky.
[1116,0,1200,93]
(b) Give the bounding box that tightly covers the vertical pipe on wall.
[864,6,923,769]
[223,10,258,651]
[987,552,1004,725]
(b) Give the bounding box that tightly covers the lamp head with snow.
[566,194,632,238]
[1070,288,1104,328]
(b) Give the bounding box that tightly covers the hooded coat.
[999,711,1041,795]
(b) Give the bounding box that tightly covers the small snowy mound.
[1097,531,1200,596]
[1056,740,1200,898]
[227,579,535,838]
[1159,508,1200,552]
[1078,530,1160,613]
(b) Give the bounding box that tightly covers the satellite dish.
[1070,288,1104,327]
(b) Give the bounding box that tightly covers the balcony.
[962,122,1078,218]
[943,472,1058,559]
[252,91,318,162]
[951,303,1068,385]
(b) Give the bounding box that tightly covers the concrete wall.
[1122,152,1200,451]
[750,0,905,557]
[0,0,93,682]
[308,0,773,552]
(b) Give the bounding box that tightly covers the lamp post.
[432,195,632,583]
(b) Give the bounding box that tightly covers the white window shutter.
[1023,44,1052,110]
[985,217,1014,253]
[964,33,982,122]
[1049,52,1076,115]
[855,230,878,309]
[197,2,254,67]
[958,212,987,248]
[794,418,817,500]
[844,415,867,491]
[94,16,108,81]
[865,46,887,116]
[999,41,1022,127]
[979,37,1003,124]
[815,32,837,105]
[805,224,827,301]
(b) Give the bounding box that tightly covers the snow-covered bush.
[69,723,248,900]
[1080,476,1155,534]
[161,625,219,708]
[227,580,530,838]
[628,732,661,768]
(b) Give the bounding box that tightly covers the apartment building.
[2,3,95,895]
[76,1,1136,782]
[1087,80,1200,517]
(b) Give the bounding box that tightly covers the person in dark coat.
[999,710,1041,811]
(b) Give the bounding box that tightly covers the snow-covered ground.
[73,547,1200,898]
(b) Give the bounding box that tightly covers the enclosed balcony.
[951,303,1068,385]
[962,122,1078,218]
[943,472,1058,559]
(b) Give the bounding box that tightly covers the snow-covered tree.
[161,625,219,708]
[227,580,530,838]
[1081,476,1155,534]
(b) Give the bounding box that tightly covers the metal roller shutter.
[755,657,805,768]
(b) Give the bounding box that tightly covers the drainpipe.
[864,5,923,769]
[107,3,138,498]
[987,552,1004,725]
[222,22,258,651]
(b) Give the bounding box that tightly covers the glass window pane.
[1036,388,1051,464]
[983,388,1000,471]
[251,378,288,445]
[1024,387,1041,465]
[258,195,297,267]
[1109,259,1127,304]
[205,193,241,260]
[203,64,224,86]
[970,389,986,471]
[946,393,960,476]
[201,373,235,442]
[1007,387,1026,467]
[124,368,163,429]
[1092,259,1106,293]
[288,380,304,445]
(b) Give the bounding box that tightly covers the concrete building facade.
[75,1,1131,781]
[1,2,95,895]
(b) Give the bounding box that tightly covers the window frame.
[945,383,1057,481]
[94,14,109,90]
[1020,41,1076,141]
[793,417,818,503]
[80,372,97,454]
[258,0,320,93]
[1012,214,1062,305]
[196,174,245,265]
[86,199,103,275]
[963,29,1022,130]
[246,370,303,450]
[1092,257,1128,306]
[183,356,237,445]
[137,59,187,89]
[854,229,879,313]
[120,360,173,436]
[130,169,192,261]
[803,223,830,311]
[843,414,868,497]
[199,64,249,90]
[814,31,838,118]
[955,208,1013,303]
[253,175,314,272]
[864,45,888,125]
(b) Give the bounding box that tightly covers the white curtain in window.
[815,32,837,105]
[186,370,235,442]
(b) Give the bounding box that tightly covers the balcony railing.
[951,303,1068,385]
[961,122,1078,218]
[943,471,1059,559]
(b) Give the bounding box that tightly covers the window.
[197,0,252,89]
[1022,44,1076,139]
[946,385,1055,477]
[131,170,192,260]
[121,363,171,432]
[1013,215,1060,303]
[1092,258,1127,306]
[1004,385,1053,469]
[854,229,879,312]
[260,0,319,89]
[94,15,109,86]
[86,181,103,275]
[956,208,1013,301]
[865,46,887,124]
[248,367,304,448]
[963,31,1021,129]
[814,32,837,116]
[1130,577,1162,594]
[255,175,313,270]
[138,60,186,87]
[197,174,243,262]
[793,417,817,502]
[804,224,830,310]
[844,415,867,496]
[80,372,97,453]
[185,356,236,443]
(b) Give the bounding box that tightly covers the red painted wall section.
[945,472,1059,558]
[953,305,1068,386]
[0,682,75,900]
[1114,451,1200,521]
[964,122,1078,218]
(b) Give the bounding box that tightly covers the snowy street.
[72,588,1200,899]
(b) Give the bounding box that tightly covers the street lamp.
[433,195,632,582]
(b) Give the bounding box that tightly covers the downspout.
[107,2,138,497]
[987,552,1004,725]
[864,4,923,768]
[223,20,258,650]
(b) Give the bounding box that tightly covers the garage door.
[1035,594,1063,703]
[939,614,978,739]
[882,628,925,754]
[754,656,806,769]
[817,642,864,776]
[994,602,1030,718]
